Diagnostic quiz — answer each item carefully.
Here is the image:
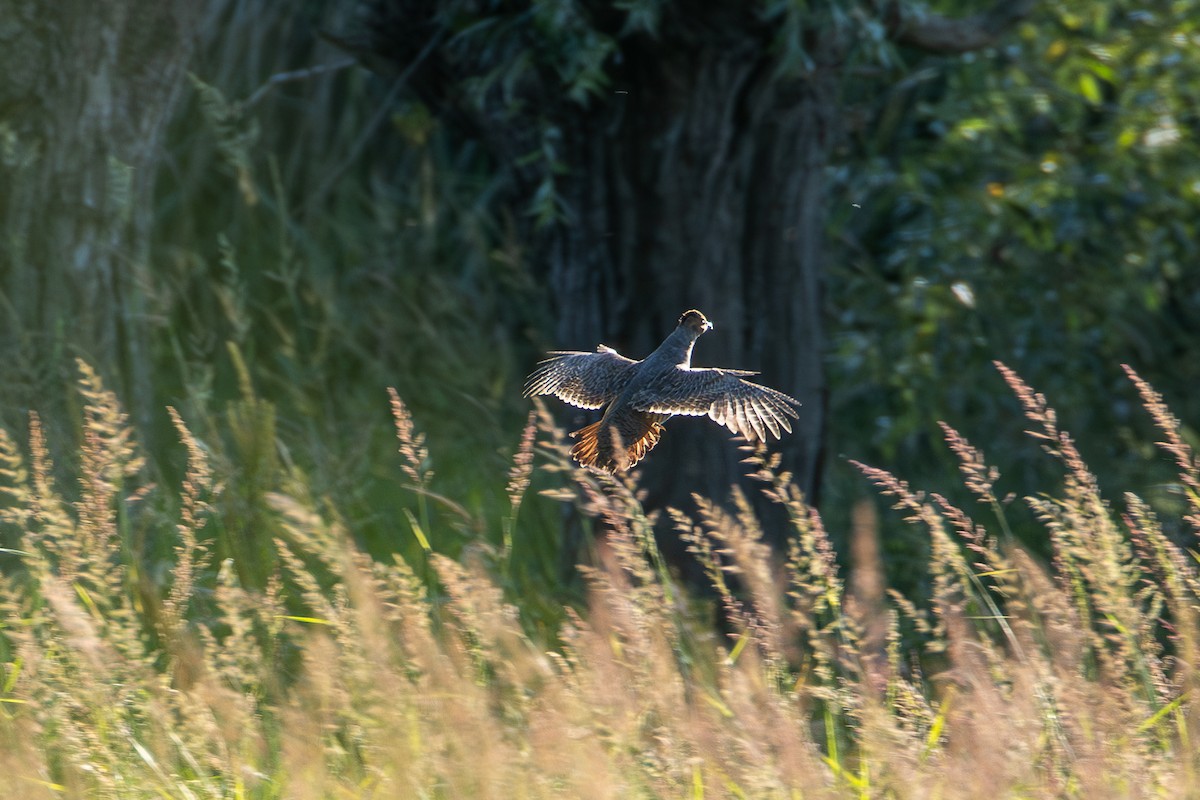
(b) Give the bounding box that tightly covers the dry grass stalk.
[0,364,1197,797]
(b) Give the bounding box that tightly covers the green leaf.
[1078,71,1103,104]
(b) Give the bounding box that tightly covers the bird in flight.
[524,310,800,471]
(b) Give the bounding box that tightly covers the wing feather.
[756,396,781,439]
[747,396,768,441]
[735,397,754,440]
[523,346,638,410]
[631,367,800,442]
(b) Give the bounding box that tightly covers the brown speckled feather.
[632,368,799,442]
[522,346,637,409]
[570,409,667,471]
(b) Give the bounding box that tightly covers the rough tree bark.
[348,0,1035,544]
[0,1,194,435]
[541,26,833,536]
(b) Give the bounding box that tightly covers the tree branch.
[885,0,1039,54]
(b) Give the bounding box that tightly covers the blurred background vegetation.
[1,0,1198,614]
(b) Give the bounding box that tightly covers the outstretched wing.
[630,367,800,442]
[523,346,639,410]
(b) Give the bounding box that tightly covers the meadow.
[5,1,1200,797]
[0,358,1197,799]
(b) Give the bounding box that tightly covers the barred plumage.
[522,346,637,410]
[523,310,800,471]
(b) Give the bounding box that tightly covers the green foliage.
[827,0,1200,573]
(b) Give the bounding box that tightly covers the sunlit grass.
[0,361,1198,798]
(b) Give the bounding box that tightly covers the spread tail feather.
[570,417,665,471]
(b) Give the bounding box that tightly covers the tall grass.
[1,360,1198,798]
[88,0,549,580]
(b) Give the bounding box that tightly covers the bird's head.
[677,309,713,337]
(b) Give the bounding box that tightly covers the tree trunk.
[0,1,194,435]
[351,4,834,545]
[544,38,831,535]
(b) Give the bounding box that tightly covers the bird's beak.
[706,321,714,332]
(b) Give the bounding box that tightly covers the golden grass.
[1,360,1199,798]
